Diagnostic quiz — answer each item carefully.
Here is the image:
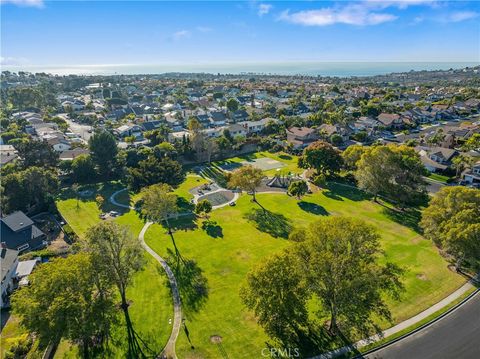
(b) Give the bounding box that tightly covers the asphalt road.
[57,113,93,142]
[365,290,480,359]
[424,177,447,194]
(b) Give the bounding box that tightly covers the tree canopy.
[71,154,97,184]
[16,140,59,168]
[11,253,116,357]
[241,216,404,345]
[1,166,59,213]
[420,186,480,269]
[85,222,147,357]
[298,141,343,177]
[126,155,184,192]
[355,144,427,206]
[287,180,308,199]
[88,131,118,178]
[228,165,264,202]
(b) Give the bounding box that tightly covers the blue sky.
[1,0,479,67]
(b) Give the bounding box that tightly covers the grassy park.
[54,153,466,358]
[55,187,173,358]
[143,182,465,358]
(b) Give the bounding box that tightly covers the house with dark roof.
[232,109,249,122]
[210,111,227,126]
[141,120,163,131]
[1,247,19,308]
[0,211,47,252]
[286,127,319,149]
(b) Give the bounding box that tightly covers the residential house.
[463,161,480,184]
[168,130,190,143]
[416,146,458,173]
[203,127,224,139]
[0,145,19,167]
[227,124,248,138]
[114,124,143,139]
[239,118,275,134]
[15,259,39,287]
[62,99,85,111]
[59,148,90,161]
[0,211,47,252]
[377,113,405,129]
[351,116,380,136]
[141,120,163,132]
[319,124,351,143]
[210,111,227,126]
[45,136,71,152]
[1,247,19,308]
[286,127,319,149]
[232,109,249,122]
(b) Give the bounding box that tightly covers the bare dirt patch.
[416,273,428,281]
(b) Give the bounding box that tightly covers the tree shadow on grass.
[177,196,194,212]
[382,207,422,233]
[201,220,223,238]
[164,248,209,315]
[168,214,198,232]
[323,183,372,202]
[265,323,344,359]
[298,201,329,216]
[279,154,293,161]
[245,208,292,239]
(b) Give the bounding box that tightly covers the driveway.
[365,290,480,359]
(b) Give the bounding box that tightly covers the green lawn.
[144,183,465,358]
[113,175,209,208]
[55,185,173,358]
[1,314,28,357]
[209,151,301,177]
[427,173,452,183]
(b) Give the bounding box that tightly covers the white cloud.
[279,4,398,26]
[447,11,478,22]
[196,26,212,33]
[0,56,29,65]
[0,0,44,7]
[365,0,437,10]
[258,3,272,16]
[172,30,191,40]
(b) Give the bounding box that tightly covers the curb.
[358,287,480,358]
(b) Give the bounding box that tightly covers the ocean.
[2,62,478,77]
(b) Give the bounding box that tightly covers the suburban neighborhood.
[2,0,480,358]
[1,65,479,359]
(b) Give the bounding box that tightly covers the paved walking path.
[139,222,182,359]
[312,277,478,358]
[110,188,134,209]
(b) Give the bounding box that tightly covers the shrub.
[4,334,33,359]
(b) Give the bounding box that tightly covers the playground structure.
[266,172,301,189]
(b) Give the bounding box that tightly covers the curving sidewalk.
[139,222,182,359]
[110,188,134,209]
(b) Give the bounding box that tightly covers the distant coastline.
[2,62,479,77]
